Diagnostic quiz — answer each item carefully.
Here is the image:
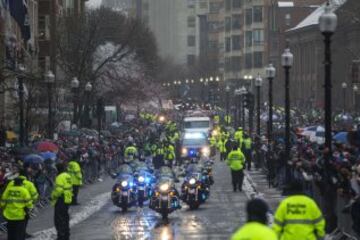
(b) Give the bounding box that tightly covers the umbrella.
[39,151,57,161]
[36,141,59,152]
[333,132,348,144]
[12,146,34,156]
[24,154,44,164]
[59,130,81,137]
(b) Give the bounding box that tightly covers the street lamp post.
[234,89,241,128]
[353,85,358,109]
[319,1,338,231]
[341,82,347,112]
[225,85,230,126]
[255,74,263,137]
[240,86,247,129]
[266,64,276,146]
[282,46,294,182]
[44,70,55,139]
[83,82,93,128]
[71,77,80,125]
[18,65,26,146]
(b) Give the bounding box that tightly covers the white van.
[183,116,212,135]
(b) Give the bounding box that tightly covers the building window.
[232,35,241,50]
[253,29,264,45]
[225,57,231,71]
[231,56,241,71]
[232,0,242,8]
[225,37,231,52]
[254,52,263,68]
[187,0,195,8]
[187,35,196,47]
[253,6,263,23]
[245,53,252,69]
[232,14,241,30]
[245,31,252,47]
[199,0,208,9]
[187,55,195,65]
[225,0,231,11]
[209,41,218,50]
[208,21,219,32]
[245,9,253,25]
[188,16,196,28]
[210,2,222,13]
[225,17,231,32]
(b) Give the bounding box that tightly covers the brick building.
[286,0,360,111]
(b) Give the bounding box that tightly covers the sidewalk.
[244,169,283,212]
[0,176,114,240]
[245,169,359,240]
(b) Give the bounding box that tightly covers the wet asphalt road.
[70,161,248,240]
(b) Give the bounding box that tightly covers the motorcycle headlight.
[201,146,210,156]
[138,176,145,183]
[158,115,166,122]
[121,181,128,187]
[189,178,196,185]
[159,183,169,192]
[181,148,188,155]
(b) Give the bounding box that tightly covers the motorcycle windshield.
[116,174,133,184]
[117,164,133,174]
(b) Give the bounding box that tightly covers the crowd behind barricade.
[252,109,360,238]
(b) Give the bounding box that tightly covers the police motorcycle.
[149,167,181,219]
[133,162,156,207]
[111,164,137,212]
[181,164,209,209]
[200,159,215,186]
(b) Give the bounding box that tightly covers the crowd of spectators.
[255,109,360,237]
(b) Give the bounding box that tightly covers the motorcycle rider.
[124,142,138,164]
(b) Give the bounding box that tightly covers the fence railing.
[0,154,122,234]
[254,147,359,239]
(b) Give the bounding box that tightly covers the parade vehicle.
[149,167,181,219]
[182,116,212,135]
[111,165,137,212]
[180,132,210,161]
[181,164,210,209]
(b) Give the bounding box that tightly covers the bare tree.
[57,7,161,125]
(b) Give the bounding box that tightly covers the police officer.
[231,199,277,240]
[1,177,33,240]
[153,142,165,169]
[218,136,227,161]
[164,142,175,167]
[273,179,325,240]
[124,142,138,162]
[51,163,73,240]
[67,157,83,205]
[5,168,38,239]
[234,127,244,149]
[226,145,245,192]
[242,134,252,170]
